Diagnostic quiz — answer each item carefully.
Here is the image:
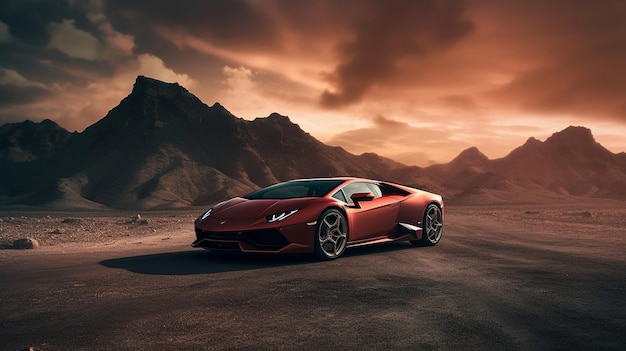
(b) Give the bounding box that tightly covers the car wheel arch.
[412,202,444,247]
[425,201,443,215]
[321,205,349,231]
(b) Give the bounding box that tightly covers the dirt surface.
[1,203,626,350]
[0,211,197,249]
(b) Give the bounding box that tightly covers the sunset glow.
[1,0,625,165]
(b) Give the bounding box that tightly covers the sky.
[1,0,625,166]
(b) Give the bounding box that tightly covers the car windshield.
[244,179,345,200]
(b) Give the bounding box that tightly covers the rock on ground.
[11,238,39,249]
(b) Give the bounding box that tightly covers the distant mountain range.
[1,76,625,209]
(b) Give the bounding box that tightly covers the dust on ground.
[0,210,200,250]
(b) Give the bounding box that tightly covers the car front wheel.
[314,209,348,260]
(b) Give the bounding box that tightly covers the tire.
[314,208,348,260]
[411,204,443,247]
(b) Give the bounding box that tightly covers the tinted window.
[331,190,347,203]
[341,182,382,203]
[244,179,345,199]
[379,183,411,196]
[365,183,383,198]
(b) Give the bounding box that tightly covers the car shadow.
[99,250,312,275]
[99,242,416,275]
[345,241,416,257]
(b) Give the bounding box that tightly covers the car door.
[340,182,400,242]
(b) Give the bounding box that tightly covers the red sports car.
[193,177,443,260]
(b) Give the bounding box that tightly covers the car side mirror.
[350,192,375,208]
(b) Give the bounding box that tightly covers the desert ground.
[1,200,625,350]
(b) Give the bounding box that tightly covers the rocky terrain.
[0,211,197,250]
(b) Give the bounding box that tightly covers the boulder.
[12,238,40,249]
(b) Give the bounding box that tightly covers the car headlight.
[200,208,213,220]
[266,209,298,223]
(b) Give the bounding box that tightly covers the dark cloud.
[105,0,475,109]
[492,52,626,120]
[320,0,474,108]
[481,0,626,121]
[105,0,281,52]
[100,0,626,120]
[0,1,90,47]
[0,1,119,86]
[0,83,51,106]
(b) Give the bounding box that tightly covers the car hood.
[212,197,313,220]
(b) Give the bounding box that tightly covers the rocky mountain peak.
[446,146,491,172]
[210,102,232,114]
[522,136,541,146]
[251,113,307,138]
[452,146,489,162]
[120,75,211,121]
[545,126,596,148]
[255,112,292,124]
[130,75,189,97]
[267,112,288,119]
[508,126,602,161]
[83,76,234,139]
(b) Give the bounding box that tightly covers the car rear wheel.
[411,204,443,247]
[314,209,348,260]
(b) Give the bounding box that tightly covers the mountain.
[0,119,75,204]
[0,119,73,163]
[1,76,625,209]
[423,147,495,192]
[0,76,429,209]
[422,126,626,202]
[496,127,626,198]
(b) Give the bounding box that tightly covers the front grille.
[245,229,289,248]
[195,228,289,250]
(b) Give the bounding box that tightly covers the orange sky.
[1,0,625,166]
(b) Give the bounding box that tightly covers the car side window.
[331,190,347,203]
[366,183,383,198]
[341,182,382,204]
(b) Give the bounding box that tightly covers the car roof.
[289,177,377,183]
